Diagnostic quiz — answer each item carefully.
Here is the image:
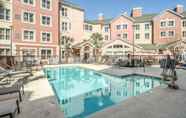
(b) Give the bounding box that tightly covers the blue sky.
[69,0,186,20]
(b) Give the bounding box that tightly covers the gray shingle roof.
[181,11,186,18]
[62,0,84,11]
[85,18,113,25]
[134,13,157,23]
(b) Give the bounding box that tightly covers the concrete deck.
[16,64,186,118]
[17,71,64,118]
[89,66,186,118]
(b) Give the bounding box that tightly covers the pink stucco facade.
[153,11,182,44]
[110,15,134,43]
[12,0,59,57]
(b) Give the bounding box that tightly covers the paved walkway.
[89,66,186,118]
[17,71,64,118]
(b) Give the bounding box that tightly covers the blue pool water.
[44,67,163,118]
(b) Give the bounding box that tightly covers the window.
[61,36,65,45]
[105,35,109,40]
[183,31,186,37]
[23,0,34,5]
[41,32,51,42]
[62,50,65,58]
[160,21,166,27]
[160,32,166,37]
[145,33,150,39]
[168,31,175,37]
[168,20,175,27]
[0,48,10,56]
[135,34,140,39]
[183,21,186,27]
[117,34,121,37]
[134,25,140,30]
[0,8,10,21]
[122,24,127,29]
[104,26,109,32]
[41,0,51,10]
[84,24,93,31]
[89,25,92,31]
[23,30,35,41]
[123,33,128,40]
[116,25,121,30]
[113,45,123,48]
[41,15,51,26]
[40,49,52,59]
[23,11,34,23]
[62,22,68,31]
[61,7,67,17]
[145,24,150,30]
[0,28,10,40]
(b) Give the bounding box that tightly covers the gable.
[111,15,134,24]
[153,9,183,21]
[102,39,141,49]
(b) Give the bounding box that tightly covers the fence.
[0,54,184,69]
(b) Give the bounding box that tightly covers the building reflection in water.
[44,67,162,118]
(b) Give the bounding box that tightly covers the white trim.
[22,10,36,24]
[167,19,176,28]
[40,0,52,11]
[21,0,36,7]
[22,29,36,42]
[40,31,52,43]
[39,48,53,58]
[110,14,135,24]
[40,14,52,27]
[15,43,58,47]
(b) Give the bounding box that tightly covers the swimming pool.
[44,67,163,118]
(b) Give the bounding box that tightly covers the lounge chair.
[0,93,19,101]
[0,84,23,102]
[0,98,20,118]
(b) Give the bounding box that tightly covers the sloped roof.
[62,0,84,11]
[181,11,186,18]
[158,40,182,49]
[103,39,141,49]
[138,44,158,50]
[134,13,157,23]
[72,40,94,48]
[85,18,113,25]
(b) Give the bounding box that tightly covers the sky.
[69,0,186,20]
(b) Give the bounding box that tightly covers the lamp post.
[132,24,135,67]
[10,25,13,57]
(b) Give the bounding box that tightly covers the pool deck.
[17,64,186,118]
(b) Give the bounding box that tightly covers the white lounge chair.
[0,98,20,118]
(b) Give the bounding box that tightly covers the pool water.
[44,67,163,118]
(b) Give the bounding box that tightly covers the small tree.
[63,36,74,63]
[90,33,103,62]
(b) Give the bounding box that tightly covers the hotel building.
[12,0,60,62]
[0,0,12,56]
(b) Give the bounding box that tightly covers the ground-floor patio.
[16,64,186,118]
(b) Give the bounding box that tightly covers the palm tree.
[90,33,103,62]
[62,36,74,63]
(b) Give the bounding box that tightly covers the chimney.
[98,13,104,26]
[131,7,142,17]
[175,4,184,14]
[98,13,104,21]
